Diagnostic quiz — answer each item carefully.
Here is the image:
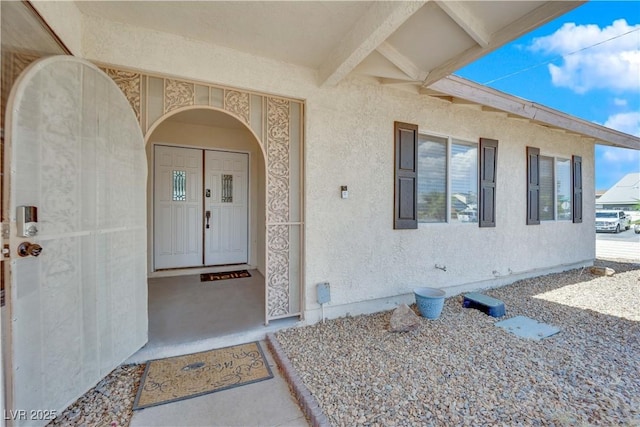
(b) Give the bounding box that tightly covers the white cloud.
[530,19,640,94]
[603,111,640,137]
[595,145,640,189]
[601,146,640,163]
[613,98,628,106]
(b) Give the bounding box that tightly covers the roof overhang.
[69,1,584,88]
[424,75,640,150]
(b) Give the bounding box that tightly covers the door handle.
[205,211,211,229]
[17,242,42,257]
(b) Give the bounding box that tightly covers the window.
[394,121,497,229]
[172,170,187,201]
[451,141,478,223]
[417,135,447,223]
[556,158,572,220]
[417,134,478,224]
[527,147,581,224]
[539,156,554,221]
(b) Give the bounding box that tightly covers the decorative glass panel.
[222,174,233,203]
[173,170,186,201]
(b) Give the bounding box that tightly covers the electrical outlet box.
[317,282,330,304]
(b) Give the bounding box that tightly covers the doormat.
[200,270,251,282]
[133,341,273,410]
[495,315,560,341]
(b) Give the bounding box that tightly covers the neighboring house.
[1,1,640,425]
[596,173,640,210]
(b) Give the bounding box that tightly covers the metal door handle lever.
[205,211,211,229]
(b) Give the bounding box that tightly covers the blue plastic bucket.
[414,287,446,319]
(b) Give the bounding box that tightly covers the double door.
[154,145,248,269]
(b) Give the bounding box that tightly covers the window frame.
[527,146,579,224]
[555,157,573,221]
[538,155,555,222]
[417,131,479,226]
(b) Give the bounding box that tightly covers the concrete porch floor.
[127,269,300,363]
[126,270,308,426]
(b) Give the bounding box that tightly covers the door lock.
[17,242,42,257]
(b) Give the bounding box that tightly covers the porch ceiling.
[73,0,582,88]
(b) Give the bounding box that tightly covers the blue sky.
[455,1,640,190]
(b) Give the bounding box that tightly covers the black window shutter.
[572,155,583,223]
[394,121,418,229]
[527,146,540,225]
[479,138,498,227]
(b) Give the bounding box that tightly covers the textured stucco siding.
[48,12,595,320]
[303,77,594,318]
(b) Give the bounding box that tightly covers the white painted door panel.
[5,56,147,426]
[205,151,248,265]
[154,146,203,269]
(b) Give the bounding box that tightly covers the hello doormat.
[133,342,273,410]
[200,270,251,282]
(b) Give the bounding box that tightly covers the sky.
[455,0,640,191]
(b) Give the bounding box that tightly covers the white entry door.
[154,146,248,269]
[204,150,248,265]
[154,146,203,269]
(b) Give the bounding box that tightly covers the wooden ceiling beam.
[376,42,428,82]
[435,1,490,47]
[319,1,425,87]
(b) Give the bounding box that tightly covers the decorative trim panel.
[267,98,291,223]
[266,97,292,316]
[164,79,195,113]
[224,90,250,124]
[267,225,290,317]
[102,68,141,121]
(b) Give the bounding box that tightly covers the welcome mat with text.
[133,341,273,410]
[200,270,251,282]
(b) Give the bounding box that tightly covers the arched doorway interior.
[144,107,268,345]
[101,66,305,324]
[146,107,266,275]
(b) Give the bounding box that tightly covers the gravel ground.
[47,364,145,427]
[46,260,639,427]
[275,260,640,426]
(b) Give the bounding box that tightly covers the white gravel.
[275,260,640,426]
[47,364,145,427]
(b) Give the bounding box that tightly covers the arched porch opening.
[100,65,305,327]
[142,107,269,347]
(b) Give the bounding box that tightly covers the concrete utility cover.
[495,316,560,341]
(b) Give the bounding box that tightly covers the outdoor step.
[462,292,506,317]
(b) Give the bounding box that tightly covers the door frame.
[145,107,262,279]
[152,143,252,271]
[119,75,305,323]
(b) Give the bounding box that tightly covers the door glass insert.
[173,170,187,201]
[222,174,233,203]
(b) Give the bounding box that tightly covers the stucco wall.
[147,120,266,275]
[55,13,594,320]
[304,77,594,318]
